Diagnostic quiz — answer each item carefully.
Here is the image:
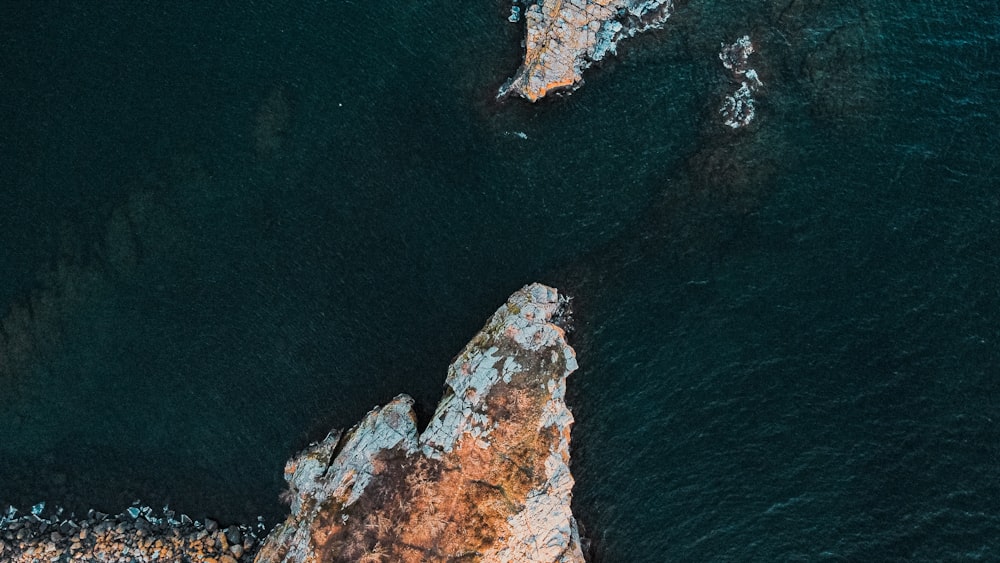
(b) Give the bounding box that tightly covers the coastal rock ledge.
[255,283,584,563]
[499,0,675,102]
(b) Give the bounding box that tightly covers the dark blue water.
[2,0,998,560]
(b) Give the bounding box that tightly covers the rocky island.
[1,283,585,562]
[499,0,675,101]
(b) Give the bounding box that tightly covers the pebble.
[225,525,242,545]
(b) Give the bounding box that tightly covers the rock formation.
[1,284,585,562]
[718,35,763,129]
[499,0,674,102]
[254,283,584,563]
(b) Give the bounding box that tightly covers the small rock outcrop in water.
[499,0,675,102]
[718,35,763,129]
[255,283,584,562]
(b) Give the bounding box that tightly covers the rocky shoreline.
[0,503,263,562]
[2,283,585,562]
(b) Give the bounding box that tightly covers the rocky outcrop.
[718,35,763,129]
[254,283,584,563]
[499,0,674,102]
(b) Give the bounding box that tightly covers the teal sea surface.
[2,1,998,560]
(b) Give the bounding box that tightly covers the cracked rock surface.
[499,0,675,102]
[254,283,584,563]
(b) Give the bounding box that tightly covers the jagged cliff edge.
[254,283,585,562]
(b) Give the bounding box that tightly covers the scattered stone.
[0,503,263,562]
[508,4,521,23]
[225,526,242,546]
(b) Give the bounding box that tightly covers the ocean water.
[1,0,998,561]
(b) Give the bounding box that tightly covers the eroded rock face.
[255,283,584,563]
[499,0,674,102]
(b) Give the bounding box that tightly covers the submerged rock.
[255,283,584,562]
[499,0,675,102]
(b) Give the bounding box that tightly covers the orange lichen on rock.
[499,0,676,102]
[254,283,583,563]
